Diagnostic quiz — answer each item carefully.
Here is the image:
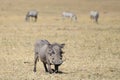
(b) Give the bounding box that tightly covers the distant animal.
[62,11,77,21]
[25,10,38,22]
[34,40,65,73]
[90,11,99,23]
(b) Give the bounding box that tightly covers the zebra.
[62,12,77,21]
[90,11,99,23]
[25,10,38,22]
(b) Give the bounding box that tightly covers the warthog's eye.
[48,49,54,54]
[48,49,52,53]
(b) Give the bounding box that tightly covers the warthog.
[90,11,99,23]
[25,10,38,22]
[62,11,77,21]
[34,40,65,73]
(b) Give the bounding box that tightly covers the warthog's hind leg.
[43,62,48,72]
[33,53,38,72]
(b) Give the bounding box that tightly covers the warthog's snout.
[52,55,66,66]
[52,57,63,66]
[53,60,63,66]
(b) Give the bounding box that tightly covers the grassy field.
[0,0,120,80]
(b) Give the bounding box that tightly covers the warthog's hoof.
[54,70,58,73]
[48,69,54,74]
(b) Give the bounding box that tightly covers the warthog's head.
[47,43,65,66]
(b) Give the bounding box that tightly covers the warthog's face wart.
[47,43,65,66]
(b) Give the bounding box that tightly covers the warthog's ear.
[61,43,65,48]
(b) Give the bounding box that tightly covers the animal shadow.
[52,69,68,74]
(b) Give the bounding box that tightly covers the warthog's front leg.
[48,64,53,73]
[54,65,59,73]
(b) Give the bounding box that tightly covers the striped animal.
[90,11,99,23]
[62,12,77,21]
[25,10,38,22]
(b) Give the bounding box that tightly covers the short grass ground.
[0,0,120,80]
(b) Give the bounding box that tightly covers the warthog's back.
[34,40,50,53]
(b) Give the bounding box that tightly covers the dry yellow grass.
[0,0,120,80]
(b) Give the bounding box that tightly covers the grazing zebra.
[90,11,99,23]
[62,12,77,21]
[25,10,38,22]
